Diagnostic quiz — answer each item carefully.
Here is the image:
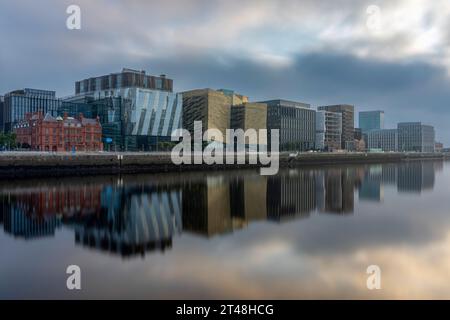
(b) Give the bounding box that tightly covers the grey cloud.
[1,0,449,143]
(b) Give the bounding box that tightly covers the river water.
[1,160,449,299]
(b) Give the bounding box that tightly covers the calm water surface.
[1,161,450,299]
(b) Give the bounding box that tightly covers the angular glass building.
[68,68,183,151]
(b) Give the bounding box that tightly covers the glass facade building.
[397,122,435,152]
[60,97,131,151]
[367,129,398,152]
[359,111,384,133]
[2,89,60,133]
[69,69,183,151]
[261,99,316,151]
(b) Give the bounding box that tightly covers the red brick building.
[14,112,103,152]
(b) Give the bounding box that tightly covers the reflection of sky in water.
[0,161,450,299]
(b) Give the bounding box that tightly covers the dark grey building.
[75,67,172,95]
[318,104,354,150]
[260,99,316,151]
[2,88,60,133]
[397,122,435,152]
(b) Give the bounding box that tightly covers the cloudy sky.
[1,0,449,143]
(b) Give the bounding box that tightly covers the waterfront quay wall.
[0,151,445,178]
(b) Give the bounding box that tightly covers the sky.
[0,0,449,144]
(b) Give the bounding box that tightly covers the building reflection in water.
[65,184,183,257]
[0,160,441,257]
[357,161,441,202]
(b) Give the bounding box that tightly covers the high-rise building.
[367,129,398,152]
[69,68,182,151]
[260,99,316,151]
[318,104,354,150]
[182,89,248,144]
[0,96,4,132]
[315,110,342,151]
[359,110,384,133]
[397,122,435,152]
[2,88,61,133]
[230,102,267,150]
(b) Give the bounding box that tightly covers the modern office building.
[367,129,398,152]
[260,99,316,151]
[315,110,342,151]
[70,68,182,151]
[230,102,267,150]
[359,110,384,133]
[75,68,173,95]
[0,96,4,132]
[182,89,248,144]
[397,122,435,152]
[61,97,133,151]
[2,88,60,133]
[318,104,354,150]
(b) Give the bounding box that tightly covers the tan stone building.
[230,102,268,149]
[182,89,248,143]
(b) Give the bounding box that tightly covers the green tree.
[0,133,16,150]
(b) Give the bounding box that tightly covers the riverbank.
[0,151,446,178]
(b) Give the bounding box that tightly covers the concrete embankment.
[0,151,445,178]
